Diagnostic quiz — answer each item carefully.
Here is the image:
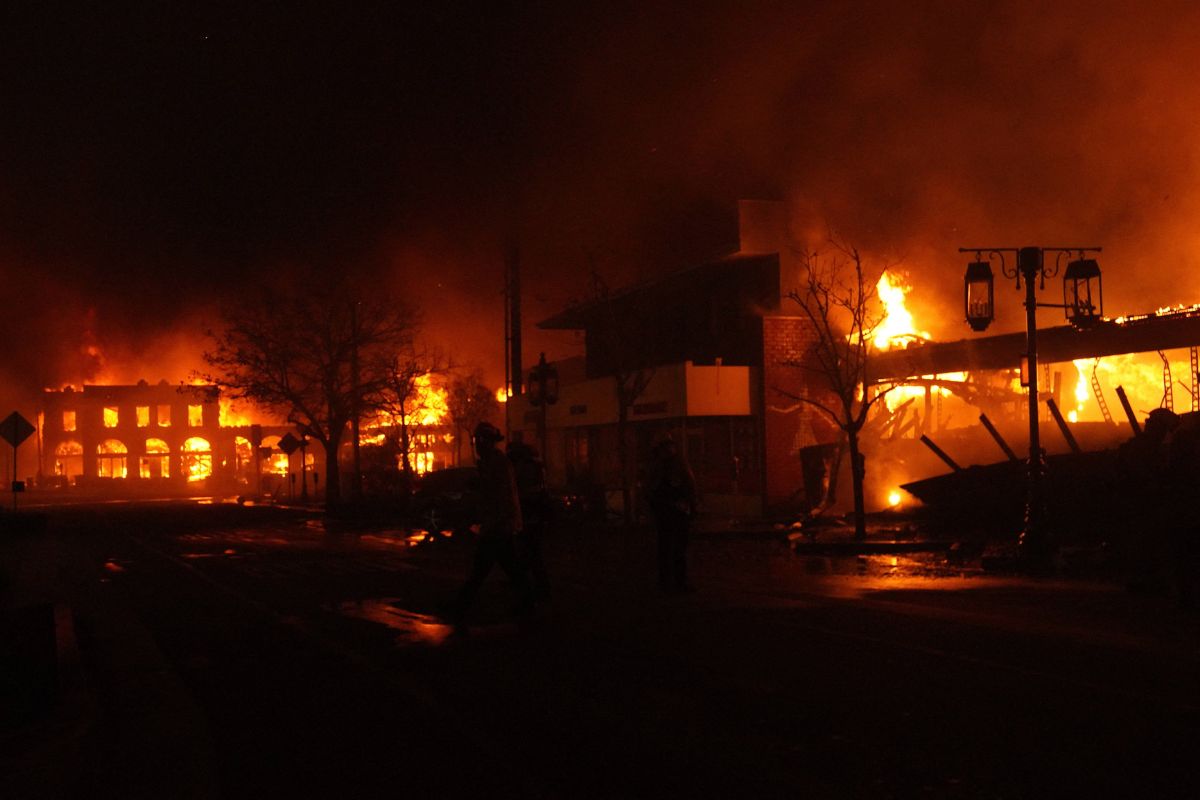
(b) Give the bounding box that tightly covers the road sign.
[277,432,301,455]
[0,411,35,448]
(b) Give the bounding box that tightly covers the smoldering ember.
[2,4,1198,798]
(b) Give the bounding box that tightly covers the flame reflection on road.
[336,598,453,646]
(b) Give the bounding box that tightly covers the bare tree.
[447,369,499,465]
[778,245,897,540]
[202,287,419,506]
[588,268,654,526]
[368,345,450,482]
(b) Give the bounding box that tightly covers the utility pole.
[504,243,522,438]
[961,245,1103,562]
[350,300,362,501]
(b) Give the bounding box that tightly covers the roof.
[538,251,779,330]
[872,306,1200,381]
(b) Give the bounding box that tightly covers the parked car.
[408,466,479,535]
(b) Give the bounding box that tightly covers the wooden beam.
[873,312,1200,381]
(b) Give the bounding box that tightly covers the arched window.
[54,440,84,479]
[181,437,212,482]
[97,439,128,479]
[140,438,171,479]
[233,436,253,481]
[260,435,289,475]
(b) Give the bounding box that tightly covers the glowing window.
[188,404,204,427]
[97,439,128,479]
[62,410,76,432]
[259,436,285,475]
[267,453,289,475]
[54,440,84,479]
[181,436,212,482]
[103,407,119,428]
[157,405,171,426]
[407,451,436,475]
[136,406,150,427]
[140,438,170,479]
[232,436,254,480]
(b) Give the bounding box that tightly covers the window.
[181,437,212,481]
[97,439,128,479]
[62,410,76,432]
[136,406,150,427]
[140,439,170,479]
[103,406,119,428]
[188,404,204,427]
[157,405,171,427]
[54,441,84,478]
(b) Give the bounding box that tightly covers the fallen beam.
[978,413,1019,462]
[919,434,962,472]
[1115,386,1141,436]
[1045,398,1082,454]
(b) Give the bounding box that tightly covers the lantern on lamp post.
[1063,257,1103,329]
[528,352,559,458]
[959,245,1103,563]
[964,259,995,331]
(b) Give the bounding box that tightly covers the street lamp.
[527,352,559,458]
[1063,257,1103,329]
[959,245,1103,561]
[964,259,995,331]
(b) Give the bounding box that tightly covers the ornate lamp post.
[527,352,559,458]
[960,245,1103,560]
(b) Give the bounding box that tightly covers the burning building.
[39,381,323,497]
[512,200,1200,520]
[36,366,462,499]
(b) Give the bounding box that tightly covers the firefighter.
[646,433,698,593]
[507,439,552,601]
[450,421,532,631]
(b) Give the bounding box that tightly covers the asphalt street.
[7,502,1199,798]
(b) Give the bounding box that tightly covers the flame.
[219,397,253,427]
[887,490,902,507]
[409,373,449,426]
[181,436,213,482]
[359,373,451,475]
[496,387,509,403]
[873,272,929,351]
[867,273,970,413]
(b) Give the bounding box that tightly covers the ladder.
[1160,351,1174,410]
[1090,360,1113,424]
[1192,347,1199,412]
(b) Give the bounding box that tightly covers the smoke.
[6,0,1200,417]
[503,0,1200,341]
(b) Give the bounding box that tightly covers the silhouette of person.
[451,421,532,631]
[507,440,552,601]
[646,434,697,593]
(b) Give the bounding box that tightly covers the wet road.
[35,503,1200,798]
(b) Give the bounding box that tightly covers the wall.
[761,316,841,512]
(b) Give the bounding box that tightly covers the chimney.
[737,199,787,254]
[737,199,804,308]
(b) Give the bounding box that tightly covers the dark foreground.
[3,502,1198,798]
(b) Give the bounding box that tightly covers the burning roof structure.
[874,305,1200,384]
